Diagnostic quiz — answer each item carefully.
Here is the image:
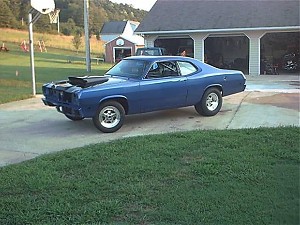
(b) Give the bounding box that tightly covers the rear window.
[136,49,160,56]
[177,61,197,75]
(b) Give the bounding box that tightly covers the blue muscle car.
[42,56,246,133]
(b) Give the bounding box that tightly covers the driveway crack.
[226,91,251,129]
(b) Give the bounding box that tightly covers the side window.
[161,61,179,76]
[147,61,179,78]
[147,62,161,77]
[178,61,197,75]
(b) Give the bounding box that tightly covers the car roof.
[137,47,164,50]
[124,55,197,63]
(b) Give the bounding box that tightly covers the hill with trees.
[0,0,147,37]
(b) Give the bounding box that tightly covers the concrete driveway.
[0,75,299,166]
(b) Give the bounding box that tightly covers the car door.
[139,60,187,113]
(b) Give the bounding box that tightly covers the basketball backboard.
[31,0,55,14]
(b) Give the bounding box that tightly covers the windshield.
[106,59,150,79]
[136,49,160,56]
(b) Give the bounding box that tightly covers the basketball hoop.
[48,9,60,24]
[31,0,55,15]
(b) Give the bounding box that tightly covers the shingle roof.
[136,0,300,33]
[100,21,128,34]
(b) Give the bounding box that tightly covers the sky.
[109,0,157,11]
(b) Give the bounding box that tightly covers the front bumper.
[42,98,56,107]
[42,81,85,118]
[42,97,84,118]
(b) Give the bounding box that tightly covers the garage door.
[260,32,300,75]
[154,37,194,57]
[204,34,249,74]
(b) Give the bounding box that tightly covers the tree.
[60,18,77,35]
[72,32,82,53]
[89,2,108,35]
[34,14,53,33]
[0,0,147,33]
[0,1,18,28]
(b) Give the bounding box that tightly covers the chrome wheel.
[99,106,121,129]
[206,92,219,111]
[194,88,222,116]
[93,101,125,133]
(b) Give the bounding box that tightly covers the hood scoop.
[68,76,109,88]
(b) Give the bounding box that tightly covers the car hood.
[68,75,131,88]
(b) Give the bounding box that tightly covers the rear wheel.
[195,88,222,116]
[93,101,125,133]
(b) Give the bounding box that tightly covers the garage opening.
[114,48,132,63]
[205,35,249,74]
[260,32,300,75]
[154,37,194,57]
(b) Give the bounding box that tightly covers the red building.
[104,35,144,63]
[100,21,144,63]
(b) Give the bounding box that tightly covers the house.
[100,21,144,63]
[135,0,300,75]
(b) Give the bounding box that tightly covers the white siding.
[123,22,134,36]
[144,35,156,47]
[245,31,265,75]
[189,33,208,62]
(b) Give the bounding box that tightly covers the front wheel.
[93,101,125,133]
[195,88,222,116]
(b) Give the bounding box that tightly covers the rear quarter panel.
[185,65,245,105]
[185,73,223,105]
[221,72,246,96]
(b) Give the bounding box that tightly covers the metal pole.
[57,12,60,33]
[84,0,91,72]
[28,13,36,96]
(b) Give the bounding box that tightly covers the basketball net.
[48,9,60,24]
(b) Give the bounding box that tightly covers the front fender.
[98,95,129,114]
[99,95,128,105]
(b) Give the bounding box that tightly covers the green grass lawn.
[1,31,299,225]
[0,42,112,104]
[0,127,299,224]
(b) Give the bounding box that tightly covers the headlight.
[73,91,81,105]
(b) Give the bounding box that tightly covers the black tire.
[64,114,84,121]
[194,88,222,116]
[93,101,125,133]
